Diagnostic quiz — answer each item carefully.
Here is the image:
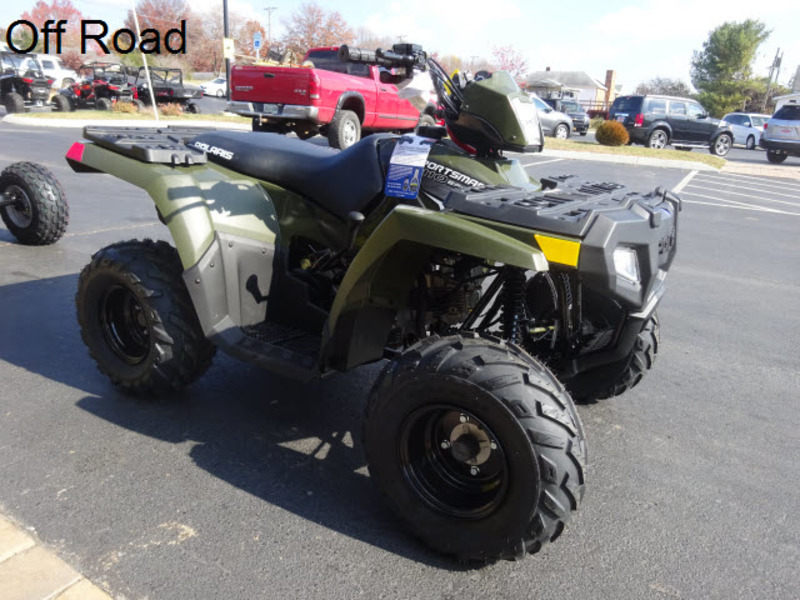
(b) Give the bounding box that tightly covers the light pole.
[264,6,277,54]
[223,0,231,98]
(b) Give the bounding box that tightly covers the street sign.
[254,32,262,51]
[223,38,235,59]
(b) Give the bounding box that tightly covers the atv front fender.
[322,205,548,371]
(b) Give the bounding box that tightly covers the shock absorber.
[501,267,526,344]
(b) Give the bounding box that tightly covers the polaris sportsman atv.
[58,44,679,562]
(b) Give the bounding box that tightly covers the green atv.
[63,44,679,562]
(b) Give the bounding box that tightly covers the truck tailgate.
[231,65,312,105]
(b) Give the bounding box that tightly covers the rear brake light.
[764,123,768,130]
[634,113,644,127]
[47,79,54,86]
[308,72,321,101]
[107,85,119,91]
[66,142,85,163]
[22,77,34,84]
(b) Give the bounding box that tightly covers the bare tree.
[280,2,355,58]
[491,45,528,79]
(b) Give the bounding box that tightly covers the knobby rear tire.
[76,239,216,396]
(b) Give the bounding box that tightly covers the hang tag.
[384,135,435,200]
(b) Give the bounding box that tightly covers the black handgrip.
[338,45,378,64]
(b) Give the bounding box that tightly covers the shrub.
[159,103,184,117]
[111,101,138,114]
[589,116,606,130]
[595,120,630,146]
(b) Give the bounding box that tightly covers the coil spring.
[501,268,526,344]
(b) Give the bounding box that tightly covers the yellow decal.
[534,234,581,267]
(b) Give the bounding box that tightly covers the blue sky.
[2,0,799,92]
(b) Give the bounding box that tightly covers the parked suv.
[545,98,590,135]
[759,103,800,164]
[529,93,573,138]
[609,94,734,156]
[721,112,770,149]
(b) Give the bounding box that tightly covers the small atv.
[0,51,69,114]
[0,162,69,244]
[63,44,679,562]
[131,67,203,113]
[58,62,140,111]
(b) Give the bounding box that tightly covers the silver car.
[760,102,800,164]
[721,112,770,150]
[529,93,574,139]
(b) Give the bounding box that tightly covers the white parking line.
[685,183,800,207]
[689,177,800,201]
[520,158,565,167]
[701,171,800,191]
[682,191,800,216]
[672,170,698,193]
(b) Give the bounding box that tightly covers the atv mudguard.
[321,205,548,371]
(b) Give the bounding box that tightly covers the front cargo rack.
[443,175,670,238]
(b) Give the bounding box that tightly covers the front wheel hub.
[400,406,507,519]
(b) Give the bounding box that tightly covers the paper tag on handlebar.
[384,135,435,200]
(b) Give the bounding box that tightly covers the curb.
[0,514,112,600]
[538,148,721,172]
[2,113,250,131]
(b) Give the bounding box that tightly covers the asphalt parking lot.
[1,123,799,599]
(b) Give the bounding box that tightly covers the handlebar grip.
[338,45,378,64]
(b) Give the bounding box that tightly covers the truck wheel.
[766,150,787,164]
[365,334,587,562]
[646,129,668,149]
[76,239,216,396]
[328,109,360,149]
[3,93,25,114]
[52,94,70,112]
[97,97,112,111]
[185,103,200,114]
[0,162,69,245]
[568,314,659,403]
[710,133,732,156]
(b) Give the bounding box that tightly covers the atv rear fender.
[322,205,548,371]
[66,140,283,337]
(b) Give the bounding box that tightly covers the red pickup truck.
[229,47,435,149]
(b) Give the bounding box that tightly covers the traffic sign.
[254,32,262,50]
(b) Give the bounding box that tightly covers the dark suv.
[609,94,734,156]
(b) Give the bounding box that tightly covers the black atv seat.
[190,131,394,220]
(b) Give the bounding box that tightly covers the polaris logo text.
[193,142,234,160]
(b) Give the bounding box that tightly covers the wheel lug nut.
[459,414,467,423]
[470,466,479,476]
[440,440,450,449]
[490,441,497,450]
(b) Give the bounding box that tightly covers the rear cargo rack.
[83,126,208,166]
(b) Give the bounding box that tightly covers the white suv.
[760,102,800,164]
[34,55,78,88]
[721,112,770,150]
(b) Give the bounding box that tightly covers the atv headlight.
[613,247,640,284]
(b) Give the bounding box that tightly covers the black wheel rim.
[399,405,508,519]
[3,184,33,228]
[100,285,150,364]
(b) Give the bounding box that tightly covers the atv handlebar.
[338,44,427,70]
